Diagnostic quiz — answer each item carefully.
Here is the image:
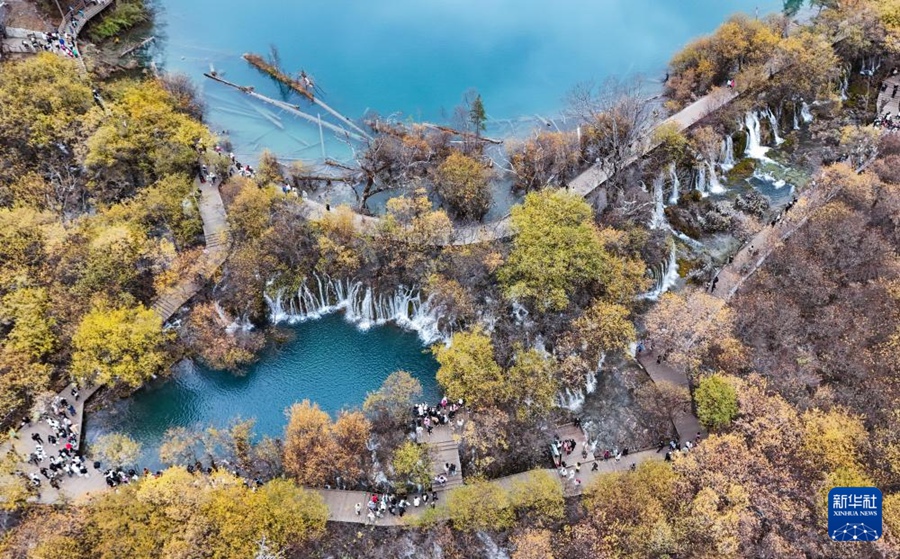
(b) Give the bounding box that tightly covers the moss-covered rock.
[727,158,756,182]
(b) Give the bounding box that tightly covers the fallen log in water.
[421,123,504,145]
[242,53,373,140]
[119,36,155,58]
[203,73,366,142]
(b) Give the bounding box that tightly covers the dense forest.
[0,0,899,557]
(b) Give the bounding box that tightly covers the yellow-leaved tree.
[71,303,168,387]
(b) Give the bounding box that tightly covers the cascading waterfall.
[720,136,735,171]
[766,108,784,145]
[744,111,771,160]
[639,243,679,301]
[214,301,254,333]
[705,160,726,194]
[839,67,850,101]
[668,162,680,205]
[264,275,443,344]
[801,101,813,123]
[556,353,605,412]
[695,164,707,195]
[649,173,667,230]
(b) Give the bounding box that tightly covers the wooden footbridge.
[150,174,231,322]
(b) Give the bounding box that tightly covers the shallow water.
[85,314,440,468]
[149,0,781,164]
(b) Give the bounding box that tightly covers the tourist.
[355,502,361,516]
[31,432,43,444]
[413,495,420,507]
[592,462,599,472]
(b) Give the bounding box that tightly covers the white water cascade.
[649,173,667,230]
[557,353,605,412]
[705,160,726,195]
[766,108,784,145]
[695,164,707,195]
[668,162,680,205]
[640,243,679,301]
[839,68,850,101]
[720,135,735,171]
[264,275,443,344]
[744,111,772,160]
[801,101,813,123]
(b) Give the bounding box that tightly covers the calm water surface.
[150,0,781,164]
[85,315,440,468]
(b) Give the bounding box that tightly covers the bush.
[434,152,491,221]
[694,373,739,430]
[446,480,514,532]
[509,470,565,524]
[88,0,149,42]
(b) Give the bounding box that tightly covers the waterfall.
[793,105,800,131]
[668,163,680,205]
[706,160,726,195]
[839,68,849,101]
[744,111,771,160]
[649,173,667,230]
[264,275,443,344]
[766,108,784,145]
[556,353,605,412]
[213,301,254,333]
[720,136,735,171]
[694,164,708,196]
[801,102,813,123]
[640,243,679,301]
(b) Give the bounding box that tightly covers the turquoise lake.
[150,0,781,164]
[85,314,440,468]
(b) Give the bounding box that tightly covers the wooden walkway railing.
[151,176,232,322]
[58,0,114,38]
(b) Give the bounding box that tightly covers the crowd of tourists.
[355,490,441,523]
[13,388,88,492]
[195,141,257,182]
[874,111,900,131]
[19,30,80,58]
[661,434,702,462]
[413,396,464,439]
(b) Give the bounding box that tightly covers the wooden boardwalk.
[58,0,114,38]
[416,418,464,492]
[877,74,900,117]
[0,384,108,505]
[151,175,231,322]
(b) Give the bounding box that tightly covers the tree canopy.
[499,190,606,312]
[71,303,168,387]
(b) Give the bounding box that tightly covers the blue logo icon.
[828,487,882,541]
